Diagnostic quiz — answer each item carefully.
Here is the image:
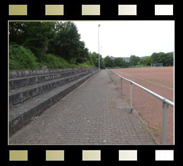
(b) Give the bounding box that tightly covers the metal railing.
[106,68,174,145]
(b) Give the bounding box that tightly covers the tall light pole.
[98,24,100,70]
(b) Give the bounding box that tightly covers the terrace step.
[9,67,85,79]
[9,72,97,136]
[9,69,87,90]
[9,71,89,107]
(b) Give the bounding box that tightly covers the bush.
[39,54,72,69]
[9,44,95,70]
[9,44,41,70]
[9,59,25,70]
[79,61,93,67]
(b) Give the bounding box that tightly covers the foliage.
[114,57,126,67]
[9,22,55,58]
[9,44,94,70]
[140,56,151,66]
[39,54,71,69]
[88,52,105,69]
[104,56,115,67]
[9,21,173,70]
[9,21,92,66]
[9,44,41,70]
[46,22,90,63]
[104,56,129,68]
[129,55,140,66]
[150,52,173,66]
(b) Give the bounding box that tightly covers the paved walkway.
[9,70,157,145]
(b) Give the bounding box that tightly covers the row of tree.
[104,52,173,68]
[104,56,129,68]
[9,21,173,69]
[9,21,95,66]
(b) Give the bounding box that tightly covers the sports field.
[111,67,174,144]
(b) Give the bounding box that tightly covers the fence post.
[130,82,133,113]
[162,101,168,145]
[111,71,113,82]
[117,75,118,89]
[121,77,123,97]
[114,73,115,85]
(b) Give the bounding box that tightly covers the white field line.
[118,72,173,90]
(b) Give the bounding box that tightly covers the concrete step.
[9,69,87,90]
[9,71,89,107]
[9,72,97,136]
[9,67,84,79]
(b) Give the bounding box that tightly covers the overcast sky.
[71,21,174,58]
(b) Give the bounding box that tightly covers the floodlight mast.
[98,24,100,70]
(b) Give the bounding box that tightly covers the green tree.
[75,41,89,63]
[89,52,98,67]
[9,22,55,58]
[114,57,125,67]
[48,22,81,61]
[164,52,173,66]
[142,56,151,66]
[9,22,26,45]
[100,58,105,69]
[150,52,163,64]
[9,21,100,69]
[129,55,140,66]
[150,52,173,66]
[88,52,105,68]
[104,56,113,67]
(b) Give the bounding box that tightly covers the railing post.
[121,77,123,97]
[117,75,118,89]
[130,82,133,113]
[111,71,114,82]
[162,101,168,145]
[114,73,115,85]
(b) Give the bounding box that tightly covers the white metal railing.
[106,68,174,145]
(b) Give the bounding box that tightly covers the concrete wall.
[9,67,97,79]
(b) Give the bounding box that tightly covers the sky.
[70,21,174,58]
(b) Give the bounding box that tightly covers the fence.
[106,68,174,145]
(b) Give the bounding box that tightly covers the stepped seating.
[9,67,98,136]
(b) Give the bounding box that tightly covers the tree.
[150,52,173,66]
[88,52,105,68]
[9,22,26,45]
[114,57,125,67]
[104,56,114,67]
[9,22,56,59]
[89,52,98,67]
[9,21,91,63]
[100,58,105,69]
[164,52,173,66]
[142,56,151,66]
[48,22,82,62]
[129,55,140,66]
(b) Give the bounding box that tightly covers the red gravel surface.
[111,67,174,144]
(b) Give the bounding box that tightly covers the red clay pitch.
[111,67,174,145]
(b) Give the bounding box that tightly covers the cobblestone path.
[9,70,157,145]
